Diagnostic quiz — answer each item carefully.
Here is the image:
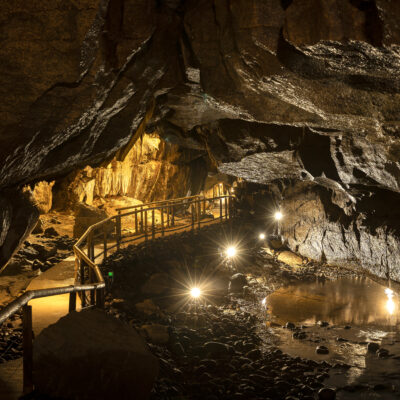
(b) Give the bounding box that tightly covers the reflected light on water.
[261,297,267,308]
[385,288,395,315]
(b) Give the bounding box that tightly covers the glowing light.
[226,246,237,258]
[261,297,267,307]
[274,211,283,221]
[190,287,201,298]
[385,288,395,315]
[259,233,265,240]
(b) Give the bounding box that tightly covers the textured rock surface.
[1,0,400,277]
[280,179,400,281]
[53,132,207,209]
[0,189,39,271]
[33,309,159,400]
[73,202,112,238]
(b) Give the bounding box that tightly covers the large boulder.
[73,203,113,239]
[33,309,159,400]
[0,188,39,272]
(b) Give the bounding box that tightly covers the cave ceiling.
[0,0,399,193]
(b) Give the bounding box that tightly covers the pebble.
[316,346,329,355]
[367,342,380,353]
[318,387,336,400]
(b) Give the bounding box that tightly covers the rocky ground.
[97,220,354,400]
[0,213,75,366]
[2,217,398,399]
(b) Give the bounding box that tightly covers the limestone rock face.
[1,0,400,277]
[33,309,159,400]
[73,203,112,238]
[280,180,400,281]
[0,189,39,271]
[30,181,55,214]
[53,133,207,209]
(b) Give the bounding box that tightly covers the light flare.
[274,211,283,221]
[385,288,395,315]
[190,287,201,298]
[259,233,266,240]
[226,246,237,258]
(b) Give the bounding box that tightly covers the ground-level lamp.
[190,287,201,299]
[385,288,395,316]
[225,246,237,258]
[274,210,283,235]
[259,233,266,240]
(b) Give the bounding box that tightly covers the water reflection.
[266,276,399,327]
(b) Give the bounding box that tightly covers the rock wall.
[280,179,400,281]
[1,0,400,276]
[0,189,39,271]
[53,132,207,209]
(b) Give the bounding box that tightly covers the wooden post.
[161,206,165,236]
[197,200,201,229]
[144,210,148,241]
[103,229,108,260]
[135,210,138,234]
[140,206,144,233]
[152,209,155,239]
[80,260,86,308]
[116,215,121,251]
[203,199,206,215]
[224,196,228,220]
[69,292,77,312]
[22,304,33,395]
[89,268,95,306]
[191,204,195,231]
[96,287,104,309]
[167,206,170,228]
[172,205,175,226]
[219,198,223,220]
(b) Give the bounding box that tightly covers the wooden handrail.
[0,193,236,396]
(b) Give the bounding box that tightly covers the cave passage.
[1,0,400,399]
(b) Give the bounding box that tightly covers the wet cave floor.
[97,221,400,400]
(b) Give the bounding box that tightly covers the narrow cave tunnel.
[1,1,400,399]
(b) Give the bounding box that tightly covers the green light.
[108,271,114,277]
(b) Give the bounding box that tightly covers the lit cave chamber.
[0,1,400,400]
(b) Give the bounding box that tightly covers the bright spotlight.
[274,211,283,221]
[259,233,265,240]
[190,287,201,298]
[385,288,395,315]
[226,246,237,258]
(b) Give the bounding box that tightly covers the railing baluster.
[80,259,86,308]
[197,200,201,229]
[161,206,165,236]
[167,206,170,228]
[69,292,77,312]
[89,268,95,306]
[135,210,138,234]
[116,214,121,251]
[103,228,107,259]
[219,198,223,220]
[140,206,144,233]
[225,196,228,220]
[172,205,175,226]
[152,209,155,239]
[191,204,195,231]
[144,210,148,241]
[22,304,33,395]
[96,287,104,309]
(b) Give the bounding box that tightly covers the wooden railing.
[0,194,236,395]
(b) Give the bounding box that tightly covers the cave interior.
[1,0,400,399]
